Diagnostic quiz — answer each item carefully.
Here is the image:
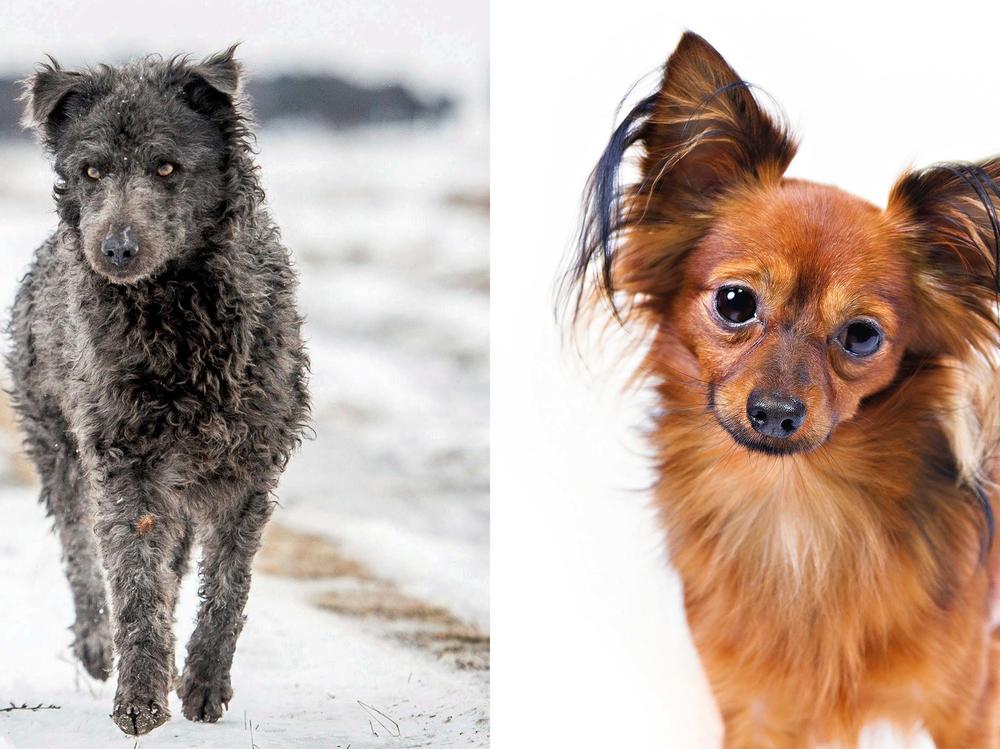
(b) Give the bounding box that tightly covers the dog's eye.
[85,166,101,181]
[837,320,882,357]
[714,286,757,325]
[156,163,175,177]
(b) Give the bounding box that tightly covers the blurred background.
[0,2,487,748]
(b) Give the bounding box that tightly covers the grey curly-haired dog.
[8,46,309,735]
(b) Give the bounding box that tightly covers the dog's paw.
[111,698,170,736]
[73,625,113,681]
[178,671,233,723]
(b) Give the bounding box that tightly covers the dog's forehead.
[708,183,897,267]
[696,180,913,323]
[714,181,888,257]
[73,62,217,161]
[98,65,182,136]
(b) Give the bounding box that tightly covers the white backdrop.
[491,1,1000,747]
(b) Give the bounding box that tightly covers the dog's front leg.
[93,468,184,736]
[179,488,272,723]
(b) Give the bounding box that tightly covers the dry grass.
[260,522,489,671]
[0,389,38,486]
[442,190,490,214]
[400,627,490,672]
[315,587,459,626]
[257,522,373,580]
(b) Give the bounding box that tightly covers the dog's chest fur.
[18,228,307,497]
[651,367,993,740]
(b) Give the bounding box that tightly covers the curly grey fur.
[8,47,309,736]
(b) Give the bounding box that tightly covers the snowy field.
[0,108,488,748]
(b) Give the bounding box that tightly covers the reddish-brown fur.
[571,32,1000,747]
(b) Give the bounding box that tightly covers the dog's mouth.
[84,245,159,285]
[707,386,822,456]
[714,414,818,456]
[91,264,155,286]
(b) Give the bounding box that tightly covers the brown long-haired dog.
[564,32,1000,748]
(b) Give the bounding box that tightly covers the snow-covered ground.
[0,107,488,748]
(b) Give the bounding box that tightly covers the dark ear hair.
[562,31,796,321]
[20,58,90,146]
[889,161,1000,355]
[638,32,796,202]
[191,44,243,97]
[180,44,244,119]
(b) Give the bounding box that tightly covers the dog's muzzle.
[101,226,139,268]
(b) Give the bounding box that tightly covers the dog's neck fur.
[58,225,271,407]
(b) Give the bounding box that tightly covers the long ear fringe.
[557,80,791,332]
[943,164,1000,557]
[557,91,658,327]
[947,351,1000,559]
[939,164,1000,290]
[909,162,1000,300]
[891,161,1000,359]
[973,482,996,561]
[892,162,1000,557]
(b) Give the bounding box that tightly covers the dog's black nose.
[101,227,138,268]
[746,390,806,439]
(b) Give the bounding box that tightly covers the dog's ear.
[190,44,243,97]
[20,58,90,146]
[638,31,796,207]
[563,31,796,321]
[181,44,243,119]
[889,161,1000,355]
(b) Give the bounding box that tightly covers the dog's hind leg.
[21,410,112,681]
[179,488,272,723]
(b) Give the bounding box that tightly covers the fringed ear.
[190,44,243,97]
[19,58,90,148]
[888,161,1000,357]
[180,44,244,120]
[639,32,796,204]
[563,31,796,323]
